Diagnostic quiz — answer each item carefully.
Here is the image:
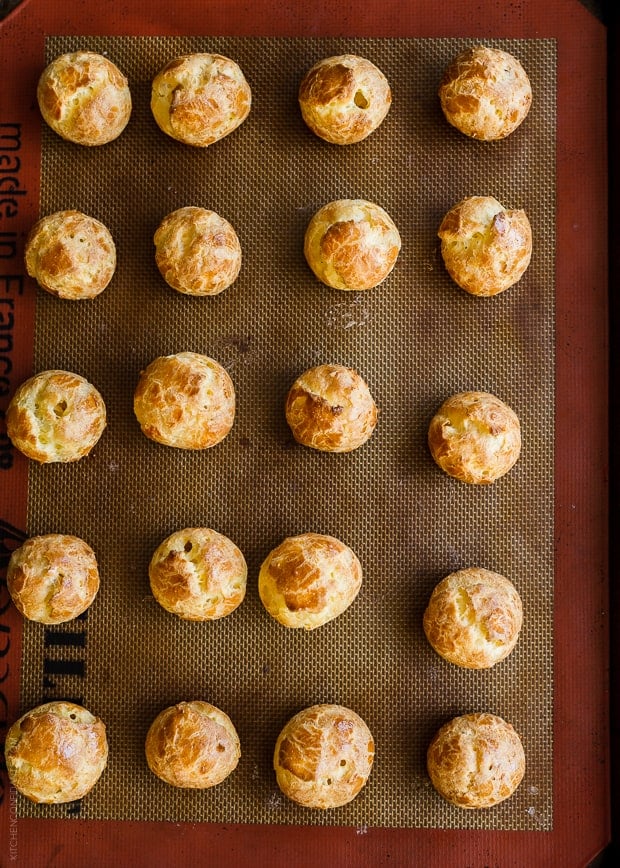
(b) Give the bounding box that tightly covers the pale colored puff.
[151,53,251,147]
[439,45,532,141]
[6,369,107,463]
[427,712,525,808]
[37,51,132,145]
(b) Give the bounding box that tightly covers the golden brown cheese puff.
[149,527,247,621]
[5,701,108,803]
[37,51,131,146]
[274,704,374,809]
[145,701,240,788]
[439,45,532,141]
[8,534,100,625]
[304,199,401,291]
[428,391,521,484]
[285,363,377,453]
[423,567,523,668]
[6,369,106,463]
[438,196,532,296]
[133,352,235,450]
[259,532,362,630]
[151,53,251,147]
[299,54,392,144]
[427,712,525,808]
[154,206,242,296]
[25,210,116,300]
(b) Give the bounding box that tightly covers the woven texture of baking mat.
[17,35,555,829]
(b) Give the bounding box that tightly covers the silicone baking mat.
[16,35,554,828]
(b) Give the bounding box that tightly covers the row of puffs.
[24,195,532,301]
[5,359,522,484]
[7,529,522,668]
[5,699,525,811]
[37,45,532,149]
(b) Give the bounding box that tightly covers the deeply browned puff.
[274,704,374,808]
[5,701,108,803]
[285,363,377,453]
[299,54,391,144]
[258,532,362,629]
[145,701,240,788]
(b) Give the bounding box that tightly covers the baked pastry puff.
[149,527,247,621]
[423,567,523,668]
[25,210,116,300]
[145,701,240,788]
[133,352,235,449]
[151,53,251,147]
[438,196,532,296]
[154,206,242,296]
[6,369,106,463]
[8,534,100,624]
[5,701,108,803]
[37,51,132,145]
[439,45,532,141]
[274,704,374,808]
[259,532,362,629]
[285,363,377,453]
[427,712,525,808]
[428,391,521,484]
[304,199,401,291]
[299,54,392,144]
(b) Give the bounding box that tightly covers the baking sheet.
[14,35,555,829]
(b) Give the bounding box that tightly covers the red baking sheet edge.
[0,1,609,866]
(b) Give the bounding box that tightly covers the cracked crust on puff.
[428,391,521,484]
[145,701,240,788]
[274,704,374,808]
[427,712,525,808]
[285,363,377,453]
[299,54,391,144]
[259,532,362,629]
[149,527,247,620]
[37,51,131,145]
[423,567,523,668]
